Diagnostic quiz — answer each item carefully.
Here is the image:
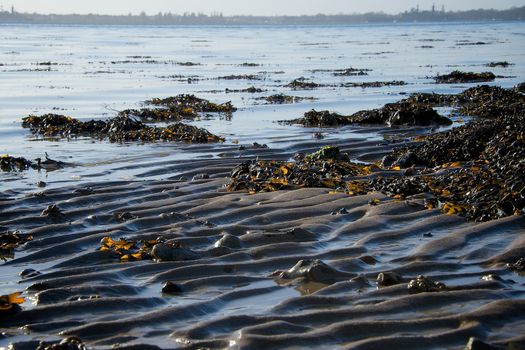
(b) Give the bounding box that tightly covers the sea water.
[0,21,523,192]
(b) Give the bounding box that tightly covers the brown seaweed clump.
[333,67,371,76]
[341,80,406,88]
[1,231,33,260]
[434,70,496,84]
[232,87,525,221]
[228,146,371,193]
[22,114,224,143]
[284,101,451,127]
[286,79,322,89]
[260,94,316,104]
[147,94,236,113]
[120,94,237,122]
[360,99,525,221]
[100,236,164,262]
[454,85,525,118]
[1,154,34,172]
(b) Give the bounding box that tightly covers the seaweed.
[260,94,317,104]
[146,94,236,114]
[284,101,451,127]
[0,231,33,260]
[227,146,370,193]
[286,79,322,89]
[22,114,224,143]
[0,154,34,172]
[434,70,496,83]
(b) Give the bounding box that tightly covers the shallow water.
[0,21,525,350]
[1,21,524,192]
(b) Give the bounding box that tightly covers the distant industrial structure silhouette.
[0,5,523,25]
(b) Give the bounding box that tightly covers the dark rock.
[151,243,200,261]
[214,233,242,249]
[465,337,505,350]
[506,258,525,272]
[394,152,418,168]
[377,272,403,286]
[162,281,183,294]
[19,269,41,279]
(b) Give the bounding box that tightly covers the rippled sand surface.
[1,137,525,349]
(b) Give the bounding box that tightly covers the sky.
[5,0,524,16]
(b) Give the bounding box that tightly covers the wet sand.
[1,134,524,350]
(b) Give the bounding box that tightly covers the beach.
[1,22,525,350]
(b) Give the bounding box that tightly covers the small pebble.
[36,181,47,188]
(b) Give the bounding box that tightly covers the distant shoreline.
[0,6,523,26]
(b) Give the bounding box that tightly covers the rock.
[19,269,41,279]
[407,275,446,294]
[162,281,183,294]
[338,208,349,215]
[386,104,451,127]
[277,259,347,283]
[36,337,87,350]
[41,204,65,219]
[465,337,505,350]
[481,274,503,282]
[516,82,525,93]
[381,154,396,168]
[192,173,210,181]
[377,272,403,287]
[151,243,200,261]
[214,233,242,249]
[506,258,525,272]
[394,152,418,168]
[36,181,47,188]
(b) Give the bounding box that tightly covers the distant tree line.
[0,6,523,25]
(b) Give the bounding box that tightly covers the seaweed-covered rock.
[434,71,495,84]
[147,94,236,114]
[286,109,347,127]
[261,94,315,104]
[1,231,33,260]
[283,102,451,127]
[22,114,224,144]
[41,204,65,219]
[349,102,452,126]
[36,337,87,350]
[228,146,369,193]
[485,61,512,68]
[407,275,446,294]
[0,155,34,172]
[341,80,406,88]
[286,79,321,89]
[333,67,371,76]
[455,85,525,118]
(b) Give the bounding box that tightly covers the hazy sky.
[6,0,524,16]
